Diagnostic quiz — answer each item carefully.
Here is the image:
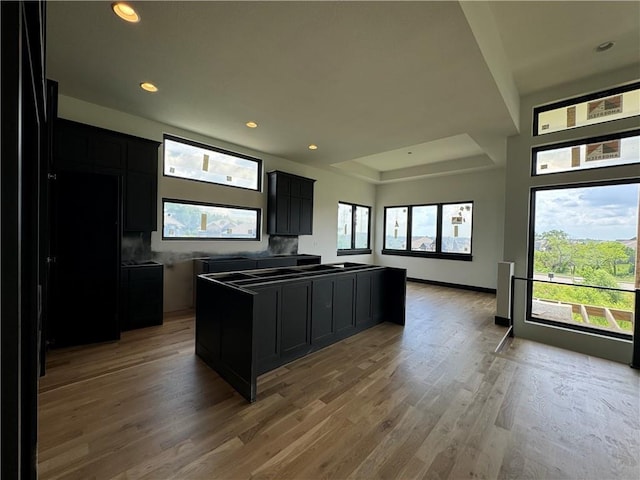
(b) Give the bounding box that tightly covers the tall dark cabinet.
[49,172,122,347]
[267,171,315,235]
[53,118,160,232]
[49,119,160,347]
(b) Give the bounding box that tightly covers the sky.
[535,183,639,240]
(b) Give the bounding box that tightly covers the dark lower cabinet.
[120,263,163,330]
[355,270,385,327]
[253,286,280,372]
[311,278,334,344]
[334,275,357,334]
[280,282,311,357]
[196,264,407,402]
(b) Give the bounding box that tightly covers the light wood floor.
[38,282,640,479]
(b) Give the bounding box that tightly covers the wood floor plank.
[38,282,640,479]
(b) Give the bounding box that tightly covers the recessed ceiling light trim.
[246,121,258,128]
[140,82,158,93]
[308,144,318,150]
[595,41,615,52]
[111,2,140,23]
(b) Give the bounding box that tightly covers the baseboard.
[494,315,510,327]
[407,277,496,294]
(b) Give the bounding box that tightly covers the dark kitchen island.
[195,262,406,402]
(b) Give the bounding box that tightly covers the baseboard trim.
[494,315,510,327]
[407,277,496,294]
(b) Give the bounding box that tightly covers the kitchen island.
[195,262,406,402]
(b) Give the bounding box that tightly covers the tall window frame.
[526,81,639,341]
[337,201,372,255]
[382,201,474,261]
[163,134,263,192]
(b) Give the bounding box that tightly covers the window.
[533,130,640,175]
[528,181,638,338]
[383,202,473,260]
[163,134,262,191]
[533,82,640,136]
[162,199,260,240]
[337,202,371,254]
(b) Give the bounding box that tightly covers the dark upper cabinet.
[91,130,125,174]
[53,119,160,232]
[267,171,315,235]
[124,171,157,231]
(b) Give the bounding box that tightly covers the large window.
[164,135,262,191]
[383,202,473,260]
[337,202,371,254]
[163,199,260,240]
[533,82,640,136]
[529,181,638,338]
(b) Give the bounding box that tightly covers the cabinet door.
[299,197,313,235]
[54,120,90,171]
[253,286,280,372]
[90,130,125,174]
[355,272,373,326]
[275,193,290,234]
[289,196,302,234]
[334,275,355,334]
[371,270,385,324]
[49,172,121,347]
[280,282,311,357]
[127,140,158,174]
[124,266,163,330]
[124,172,156,231]
[311,278,334,343]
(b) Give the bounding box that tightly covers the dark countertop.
[199,262,385,290]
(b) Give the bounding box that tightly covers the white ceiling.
[46,1,640,184]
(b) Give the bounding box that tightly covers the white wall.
[57,95,376,311]
[503,65,638,363]
[374,168,506,290]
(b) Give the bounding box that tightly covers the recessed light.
[308,144,318,150]
[246,121,258,128]
[112,2,140,23]
[140,82,158,93]
[407,151,413,155]
[596,41,615,52]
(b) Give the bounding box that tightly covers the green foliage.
[532,282,634,312]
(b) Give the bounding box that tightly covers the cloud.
[535,183,638,240]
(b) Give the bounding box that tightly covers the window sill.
[337,248,372,256]
[381,249,472,262]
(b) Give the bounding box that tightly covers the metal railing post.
[631,289,640,369]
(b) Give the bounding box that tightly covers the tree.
[595,241,633,276]
[537,230,573,274]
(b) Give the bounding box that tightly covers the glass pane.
[164,137,260,190]
[531,183,639,335]
[385,207,408,250]
[337,203,353,249]
[441,203,472,254]
[410,205,437,252]
[163,201,259,239]
[535,133,640,175]
[536,87,640,135]
[354,206,370,249]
